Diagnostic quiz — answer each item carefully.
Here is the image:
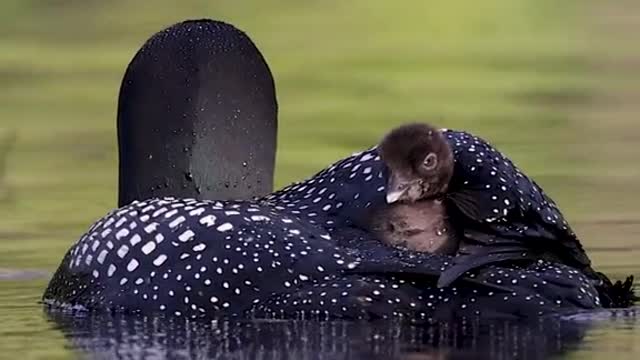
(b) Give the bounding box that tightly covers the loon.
[367,199,458,254]
[45,169,602,320]
[42,19,618,321]
[373,122,636,306]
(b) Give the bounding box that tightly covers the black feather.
[438,246,534,288]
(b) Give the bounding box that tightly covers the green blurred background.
[0,0,639,358]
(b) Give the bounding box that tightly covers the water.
[0,280,639,359]
[37,310,640,359]
[1,0,640,358]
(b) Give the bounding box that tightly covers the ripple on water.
[0,268,50,281]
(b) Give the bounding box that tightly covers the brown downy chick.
[367,123,458,254]
[368,198,458,254]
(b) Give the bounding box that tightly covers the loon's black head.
[379,123,454,204]
[117,19,278,207]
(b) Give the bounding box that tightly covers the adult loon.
[42,19,623,320]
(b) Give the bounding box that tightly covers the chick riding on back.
[364,126,459,254]
[376,122,636,308]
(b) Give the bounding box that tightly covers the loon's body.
[440,129,635,305]
[44,189,600,320]
[43,146,604,320]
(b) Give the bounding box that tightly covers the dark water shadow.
[43,309,614,360]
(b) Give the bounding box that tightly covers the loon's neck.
[117,19,278,207]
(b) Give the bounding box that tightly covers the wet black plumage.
[440,128,595,287]
[116,19,278,206]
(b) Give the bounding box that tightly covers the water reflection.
[45,309,613,360]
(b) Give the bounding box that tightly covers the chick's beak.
[386,173,409,204]
[386,189,405,204]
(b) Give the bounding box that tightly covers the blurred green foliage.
[1,1,640,359]
[0,0,597,268]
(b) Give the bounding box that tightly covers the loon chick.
[365,127,458,254]
[378,122,636,304]
[368,199,458,254]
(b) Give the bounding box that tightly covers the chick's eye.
[422,153,438,170]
